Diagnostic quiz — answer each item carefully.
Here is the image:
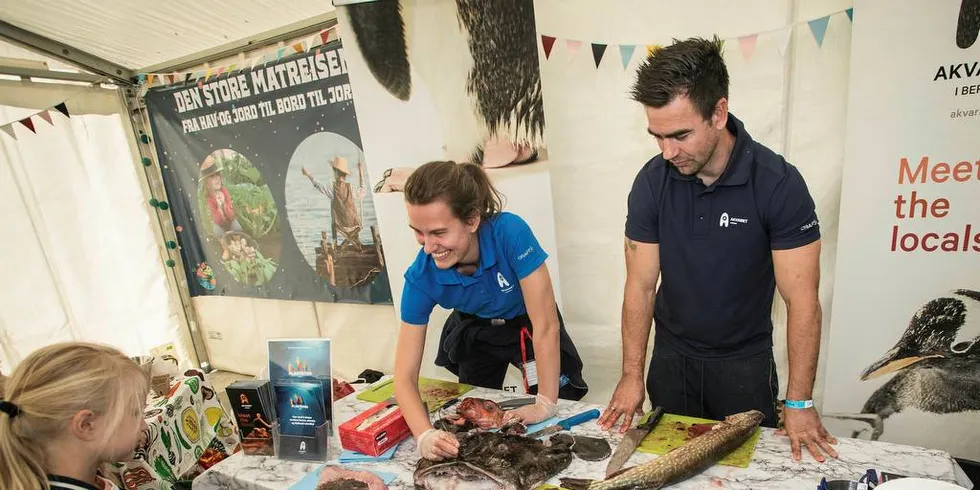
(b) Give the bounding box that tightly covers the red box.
[338,402,410,457]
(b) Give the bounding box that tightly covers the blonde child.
[0,342,149,490]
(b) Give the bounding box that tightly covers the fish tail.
[558,478,595,490]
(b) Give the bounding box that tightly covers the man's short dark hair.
[630,36,729,121]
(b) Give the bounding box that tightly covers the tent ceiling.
[0,1,336,70]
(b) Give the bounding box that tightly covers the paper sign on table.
[635,413,761,468]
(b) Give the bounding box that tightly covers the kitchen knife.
[525,408,601,438]
[497,397,537,410]
[605,406,665,477]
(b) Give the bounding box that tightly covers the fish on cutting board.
[559,409,764,490]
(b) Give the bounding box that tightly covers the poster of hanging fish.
[144,39,393,304]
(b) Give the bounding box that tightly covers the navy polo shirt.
[625,113,820,359]
[400,212,548,325]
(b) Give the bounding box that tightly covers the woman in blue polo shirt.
[393,160,588,460]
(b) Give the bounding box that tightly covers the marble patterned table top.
[194,380,974,490]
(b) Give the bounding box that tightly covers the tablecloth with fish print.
[106,369,242,490]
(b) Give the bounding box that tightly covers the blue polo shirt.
[400,212,548,326]
[625,113,820,359]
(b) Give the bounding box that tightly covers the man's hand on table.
[597,373,645,433]
[778,407,838,462]
[502,394,558,425]
[417,428,459,460]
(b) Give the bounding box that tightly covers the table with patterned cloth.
[106,369,242,490]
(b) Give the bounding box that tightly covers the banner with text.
[823,0,980,460]
[145,41,393,304]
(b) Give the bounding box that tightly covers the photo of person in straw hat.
[302,155,368,251]
[200,155,243,237]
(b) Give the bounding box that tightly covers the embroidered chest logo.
[719,212,749,227]
[497,272,515,293]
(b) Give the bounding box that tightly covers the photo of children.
[197,149,281,287]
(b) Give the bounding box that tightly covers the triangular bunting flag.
[619,45,636,69]
[147,74,156,86]
[738,34,758,60]
[277,47,286,59]
[646,45,662,57]
[204,68,215,80]
[772,27,792,57]
[228,64,237,73]
[19,118,35,133]
[38,111,53,126]
[293,42,304,54]
[167,74,175,84]
[808,15,830,47]
[320,29,331,45]
[216,67,226,76]
[591,43,607,68]
[54,103,69,118]
[184,73,192,82]
[846,8,853,21]
[1,125,16,140]
[541,35,557,59]
[566,40,582,61]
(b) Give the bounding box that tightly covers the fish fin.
[558,478,593,490]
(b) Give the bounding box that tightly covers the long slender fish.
[560,410,764,490]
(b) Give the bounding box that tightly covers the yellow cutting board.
[634,413,761,468]
[355,376,473,413]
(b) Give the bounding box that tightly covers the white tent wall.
[0,78,193,371]
[533,0,852,404]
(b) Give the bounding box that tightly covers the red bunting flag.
[320,29,331,45]
[19,117,35,133]
[541,35,557,59]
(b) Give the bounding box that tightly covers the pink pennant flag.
[216,66,226,76]
[566,40,582,61]
[38,110,54,126]
[738,34,758,60]
[0,124,16,140]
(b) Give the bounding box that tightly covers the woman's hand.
[417,428,459,460]
[503,394,558,425]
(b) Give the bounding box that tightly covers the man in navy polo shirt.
[597,37,838,463]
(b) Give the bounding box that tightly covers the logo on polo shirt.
[497,272,515,293]
[719,212,749,227]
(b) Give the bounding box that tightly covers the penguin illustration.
[859,289,980,429]
[959,0,980,49]
[344,0,544,173]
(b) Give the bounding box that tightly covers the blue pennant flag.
[846,8,853,22]
[619,45,636,69]
[808,15,831,47]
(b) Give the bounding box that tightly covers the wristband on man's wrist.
[784,399,814,409]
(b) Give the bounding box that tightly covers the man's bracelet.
[784,399,814,409]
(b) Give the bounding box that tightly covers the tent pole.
[119,87,213,372]
[0,20,134,85]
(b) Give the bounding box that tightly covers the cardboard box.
[338,402,410,457]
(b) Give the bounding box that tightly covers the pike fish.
[559,410,764,490]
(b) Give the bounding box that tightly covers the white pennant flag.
[772,27,792,57]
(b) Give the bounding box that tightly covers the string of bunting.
[0,102,71,141]
[540,7,852,69]
[137,25,338,88]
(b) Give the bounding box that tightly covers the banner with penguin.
[143,39,393,304]
[822,0,980,460]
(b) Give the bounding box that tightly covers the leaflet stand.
[273,421,331,462]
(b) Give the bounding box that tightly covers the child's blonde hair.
[0,342,149,490]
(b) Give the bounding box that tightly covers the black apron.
[434,307,589,401]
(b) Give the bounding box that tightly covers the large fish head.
[723,410,765,428]
[457,398,504,427]
[413,459,517,490]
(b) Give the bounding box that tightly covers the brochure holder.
[273,421,331,462]
[240,426,276,456]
